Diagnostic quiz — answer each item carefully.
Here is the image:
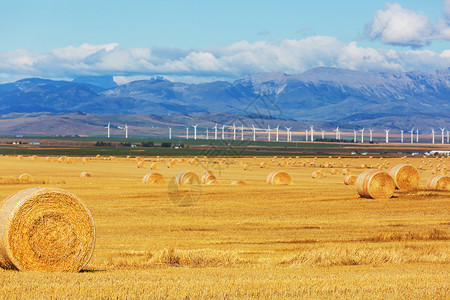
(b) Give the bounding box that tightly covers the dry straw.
[356,170,395,199]
[344,175,357,185]
[18,174,33,183]
[0,187,95,272]
[142,172,165,184]
[231,180,246,185]
[80,171,91,178]
[387,164,419,190]
[426,175,450,190]
[266,171,292,185]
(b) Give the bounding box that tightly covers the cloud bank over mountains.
[1,1,450,84]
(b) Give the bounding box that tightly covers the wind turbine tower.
[410,128,414,144]
[106,122,111,138]
[251,125,256,141]
[360,128,365,143]
[241,124,244,141]
[169,127,172,140]
[125,124,128,139]
[267,125,271,141]
[384,129,390,143]
[221,125,225,140]
[369,129,373,143]
[416,129,419,143]
[305,130,309,142]
[214,124,218,140]
[447,130,449,143]
[431,129,435,144]
[400,130,404,143]
[334,126,340,140]
[321,130,325,140]
[310,125,314,142]
[192,124,198,140]
[285,127,292,141]
[185,127,189,139]
[232,123,236,140]
[206,127,209,140]
[353,129,357,143]
[440,127,445,144]
[276,125,279,141]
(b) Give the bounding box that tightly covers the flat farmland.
[0,154,448,299]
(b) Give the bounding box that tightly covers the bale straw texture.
[266,171,291,185]
[142,172,165,184]
[176,172,200,185]
[356,170,395,199]
[426,175,450,190]
[0,187,95,272]
[344,175,357,185]
[388,164,419,190]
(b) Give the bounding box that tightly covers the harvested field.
[0,154,448,298]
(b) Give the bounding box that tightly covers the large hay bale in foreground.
[266,171,291,185]
[356,170,395,199]
[426,175,450,190]
[388,164,419,190]
[0,187,95,272]
[142,172,165,184]
[344,175,357,185]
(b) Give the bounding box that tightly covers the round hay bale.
[135,156,142,162]
[142,172,165,184]
[66,157,74,164]
[219,159,226,166]
[231,180,246,185]
[189,158,199,166]
[80,171,91,178]
[18,173,33,183]
[166,161,176,168]
[82,157,90,164]
[150,163,158,170]
[311,170,324,179]
[137,161,145,168]
[243,163,252,171]
[426,175,450,190]
[30,155,38,162]
[266,171,291,185]
[387,164,420,190]
[342,168,351,175]
[356,170,395,199]
[344,175,357,185]
[176,171,200,185]
[278,161,287,167]
[331,169,338,175]
[260,162,268,169]
[360,164,367,169]
[201,174,216,184]
[0,187,95,272]
[16,155,24,161]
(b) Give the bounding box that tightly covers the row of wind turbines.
[105,122,450,144]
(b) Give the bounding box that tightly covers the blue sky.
[1,0,450,84]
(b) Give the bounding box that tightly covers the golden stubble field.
[0,154,448,299]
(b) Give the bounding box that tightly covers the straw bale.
[150,163,158,170]
[344,175,357,185]
[18,174,33,183]
[201,174,216,184]
[243,164,251,171]
[82,157,90,164]
[331,169,338,175]
[426,175,450,190]
[0,187,95,272]
[137,161,145,168]
[266,171,291,185]
[142,172,165,184]
[30,155,38,162]
[356,170,395,199]
[176,171,200,185]
[387,164,419,190]
[80,172,91,178]
[311,170,324,179]
[342,168,351,175]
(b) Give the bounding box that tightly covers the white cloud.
[364,3,435,47]
[1,38,450,84]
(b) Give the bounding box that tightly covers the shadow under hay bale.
[0,187,95,272]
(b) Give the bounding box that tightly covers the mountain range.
[0,67,449,136]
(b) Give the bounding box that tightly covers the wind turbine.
[353,129,357,143]
[276,125,279,141]
[416,129,419,143]
[267,125,271,141]
[447,130,449,143]
[232,123,236,140]
[369,128,373,143]
[440,127,445,144]
[431,128,435,144]
[410,128,414,144]
[305,130,309,141]
[125,124,128,139]
[400,130,404,143]
[192,124,198,140]
[251,124,256,141]
[321,129,325,140]
[214,124,218,140]
[285,127,292,141]
[310,125,314,142]
[241,124,244,141]
[384,129,390,143]
[105,122,111,138]
[169,127,172,140]
[334,126,340,140]
[185,126,189,139]
[206,127,209,140]
[221,125,225,140]
[360,128,365,143]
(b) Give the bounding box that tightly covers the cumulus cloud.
[365,1,450,47]
[1,38,450,84]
